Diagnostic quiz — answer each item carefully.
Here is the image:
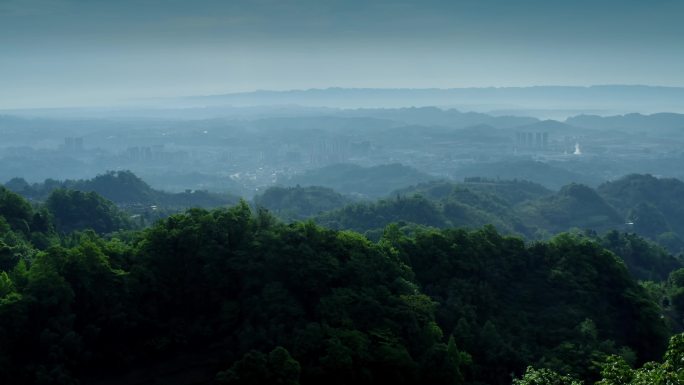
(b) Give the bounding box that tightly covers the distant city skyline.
[2,0,683,108]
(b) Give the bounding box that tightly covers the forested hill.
[4,170,238,209]
[403,178,553,205]
[0,190,678,385]
[253,185,354,221]
[303,175,684,258]
[598,174,684,242]
[517,183,624,234]
[307,179,551,238]
[450,160,602,191]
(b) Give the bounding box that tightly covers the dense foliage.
[0,200,469,384]
[385,225,668,384]
[515,333,684,385]
[46,189,133,234]
[316,195,450,236]
[597,231,683,282]
[254,185,353,221]
[0,184,676,384]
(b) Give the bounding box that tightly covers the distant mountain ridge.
[180,85,684,115]
[567,112,684,132]
[337,106,537,128]
[4,87,684,122]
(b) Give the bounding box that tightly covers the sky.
[1,0,683,108]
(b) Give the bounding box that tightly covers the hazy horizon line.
[3,83,684,112]
[186,83,684,96]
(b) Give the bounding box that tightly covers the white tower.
[573,142,582,155]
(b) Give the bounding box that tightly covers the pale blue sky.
[1,0,683,108]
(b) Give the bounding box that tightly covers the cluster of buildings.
[515,132,549,149]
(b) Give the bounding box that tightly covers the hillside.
[5,170,238,210]
[46,188,134,234]
[317,181,621,239]
[311,178,684,280]
[451,160,601,190]
[316,195,449,236]
[395,179,553,205]
[517,183,624,235]
[311,179,647,239]
[253,185,354,221]
[316,183,534,239]
[598,174,684,252]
